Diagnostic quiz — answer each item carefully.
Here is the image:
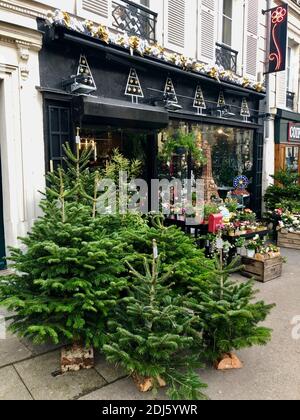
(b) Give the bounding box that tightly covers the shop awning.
[73,96,169,129]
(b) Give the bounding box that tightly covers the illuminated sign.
[267,4,288,74]
[288,123,300,142]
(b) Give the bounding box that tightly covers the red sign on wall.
[267,4,288,74]
[288,123,300,142]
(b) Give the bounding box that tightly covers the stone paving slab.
[94,354,127,384]
[20,338,63,357]
[14,350,107,400]
[0,334,32,368]
[0,366,32,400]
[79,377,167,400]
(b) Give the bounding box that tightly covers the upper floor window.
[286,46,296,110]
[112,0,157,42]
[222,0,233,46]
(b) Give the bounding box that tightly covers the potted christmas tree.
[103,241,208,400]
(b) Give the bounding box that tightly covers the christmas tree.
[125,68,144,104]
[193,86,206,114]
[240,98,250,121]
[103,241,208,400]
[164,78,178,103]
[188,254,275,362]
[119,215,215,296]
[0,145,144,347]
[217,90,226,108]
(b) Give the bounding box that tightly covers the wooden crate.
[241,256,283,283]
[278,231,300,250]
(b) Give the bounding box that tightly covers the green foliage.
[204,202,220,220]
[103,248,208,400]
[188,255,275,361]
[271,169,300,187]
[0,203,129,347]
[119,215,215,295]
[265,169,300,211]
[160,131,206,165]
[0,145,144,348]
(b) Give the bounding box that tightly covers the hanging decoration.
[62,55,97,94]
[217,91,226,108]
[45,10,266,94]
[164,78,178,104]
[193,86,206,115]
[240,98,251,122]
[125,68,144,104]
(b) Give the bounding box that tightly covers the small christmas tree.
[164,78,178,103]
[120,214,215,296]
[240,98,250,121]
[188,254,275,363]
[217,90,226,108]
[193,86,206,115]
[103,241,208,400]
[0,147,136,348]
[125,68,144,104]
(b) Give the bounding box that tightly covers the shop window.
[48,105,71,170]
[158,121,255,202]
[285,147,299,173]
[222,0,233,47]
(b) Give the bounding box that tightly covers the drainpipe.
[265,0,271,143]
[241,0,246,75]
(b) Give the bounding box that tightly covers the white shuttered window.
[77,0,110,24]
[164,0,186,51]
[245,0,258,78]
[199,0,216,63]
[82,0,109,18]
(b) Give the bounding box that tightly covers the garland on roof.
[45,10,265,93]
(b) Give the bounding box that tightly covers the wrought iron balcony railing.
[215,43,238,74]
[112,0,157,43]
[286,91,295,110]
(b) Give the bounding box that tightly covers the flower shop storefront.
[38,14,265,214]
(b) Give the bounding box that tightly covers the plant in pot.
[160,131,207,166]
[235,237,246,255]
[246,238,259,258]
[103,242,208,400]
[204,202,220,222]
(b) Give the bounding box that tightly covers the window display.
[159,121,254,201]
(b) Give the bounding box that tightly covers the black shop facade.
[38,21,265,215]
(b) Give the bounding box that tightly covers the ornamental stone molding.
[0,22,43,51]
[0,21,42,80]
[0,1,46,19]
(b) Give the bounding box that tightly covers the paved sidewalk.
[0,248,300,400]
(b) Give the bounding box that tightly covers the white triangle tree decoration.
[217,90,226,108]
[76,55,96,91]
[193,85,206,115]
[240,98,250,122]
[164,78,178,103]
[125,68,144,104]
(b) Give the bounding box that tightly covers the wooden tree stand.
[132,373,166,393]
[241,256,283,283]
[278,230,300,250]
[61,343,94,373]
[215,353,243,370]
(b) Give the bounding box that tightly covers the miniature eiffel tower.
[201,139,219,202]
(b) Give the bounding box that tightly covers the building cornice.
[0,21,42,51]
[0,1,46,19]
